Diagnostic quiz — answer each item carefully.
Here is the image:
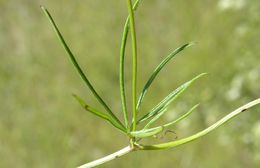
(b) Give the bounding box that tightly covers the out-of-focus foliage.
[0,0,259,167]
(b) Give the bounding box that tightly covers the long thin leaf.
[138,73,206,123]
[41,6,125,132]
[164,104,199,127]
[73,94,126,132]
[144,108,167,129]
[120,0,142,128]
[136,43,194,111]
[142,98,260,150]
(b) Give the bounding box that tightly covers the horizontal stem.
[77,146,133,168]
[141,98,260,150]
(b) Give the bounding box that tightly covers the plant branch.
[77,98,260,168]
[77,146,133,168]
[141,98,260,150]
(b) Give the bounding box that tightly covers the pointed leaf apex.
[188,41,198,47]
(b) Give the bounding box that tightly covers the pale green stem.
[141,98,260,150]
[77,98,260,167]
[126,0,138,131]
[77,146,133,168]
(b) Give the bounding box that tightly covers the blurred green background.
[0,0,260,167]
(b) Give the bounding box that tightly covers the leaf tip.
[40,5,46,10]
[188,41,198,47]
[72,93,80,101]
[190,104,200,112]
[194,103,200,108]
[200,72,208,77]
[71,93,85,106]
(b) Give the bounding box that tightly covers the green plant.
[41,1,260,168]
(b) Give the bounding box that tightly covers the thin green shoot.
[142,98,260,150]
[41,3,260,168]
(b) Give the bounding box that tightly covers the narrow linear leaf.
[73,94,126,132]
[138,73,206,123]
[73,94,110,120]
[141,98,260,150]
[120,0,142,129]
[136,43,194,111]
[164,104,199,127]
[144,108,167,129]
[41,6,125,131]
[129,126,164,138]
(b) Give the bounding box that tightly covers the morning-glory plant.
[41,1,260,167]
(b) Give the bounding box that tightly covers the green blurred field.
[0,0,260,167]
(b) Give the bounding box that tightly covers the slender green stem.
[141,98,260,150]
[77,98,260,167]
[120,0,142,129]
[126,0,138,131]
[41,6,125,131]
